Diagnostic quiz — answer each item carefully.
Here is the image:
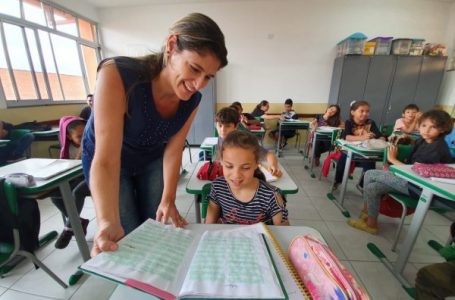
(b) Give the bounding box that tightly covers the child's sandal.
[347,219,378,235]
[359,210,368,221]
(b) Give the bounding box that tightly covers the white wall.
[97,0,453,104]
[439,2,455,113]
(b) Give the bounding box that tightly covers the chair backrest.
[380,124,394,138]
[201,183,212,219]
[383,144,415,165]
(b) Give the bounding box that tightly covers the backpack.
[0,179,41,254]
[196,161,223,181]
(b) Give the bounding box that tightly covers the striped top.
[208,177,287,225]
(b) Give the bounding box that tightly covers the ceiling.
[82,0,455,8]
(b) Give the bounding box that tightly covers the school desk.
[186,161,299,223]
[373,164,455,288]
[32,127,59,141]
[0,159,90,261]
[249,126,266,145]
[0,139,9,147]
[304,127,342,178]
[72,223,327,300]
[326,139,384,217]
[275,120,311,157]
[199,137,218,161]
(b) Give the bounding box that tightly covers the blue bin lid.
[337,32,367,44]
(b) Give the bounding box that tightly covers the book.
[29,159,81,180]
[80,220,310,300]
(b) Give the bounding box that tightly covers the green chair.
[201,183,212,220]
[380,124,394,139]
[0,179,68,288]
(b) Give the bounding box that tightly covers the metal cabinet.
[186,78,216,145]
[328,55,447,126]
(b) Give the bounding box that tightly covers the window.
[0,0,100,106]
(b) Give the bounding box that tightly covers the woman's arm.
[90,62,127,255]
[261,114,281,120]
[156,107,199,226]
[205,200,221,224]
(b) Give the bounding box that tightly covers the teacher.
[82,13,228,256]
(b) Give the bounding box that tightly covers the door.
[414,56,447,112]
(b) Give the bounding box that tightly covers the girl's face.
[261,103,269,112]
[351,105,370,122]
[419,118,443,143]
[325,106,338,117]
[68,125,85,147]
[403,109,418,123]
[221,146,258,189]
[167,37,221,101]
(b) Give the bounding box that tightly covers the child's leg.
[358,161,377,187]
[334,152,348,184]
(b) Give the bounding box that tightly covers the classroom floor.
[0,146,453,300]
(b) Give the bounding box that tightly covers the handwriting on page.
[105,221,193,282]
[188,235,264,284]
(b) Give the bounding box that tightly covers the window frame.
[0,0,101,107]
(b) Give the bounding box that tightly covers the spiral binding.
[262,224,312,300]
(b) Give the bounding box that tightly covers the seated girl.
[205,130,288,225]
[348,110,453,234]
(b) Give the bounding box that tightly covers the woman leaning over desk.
[82,13,228,256]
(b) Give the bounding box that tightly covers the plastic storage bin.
[409,39,425,56]
[363,41,376,55]
[373,37,393,55]
[391,39,412,55]
[337,32,367,56]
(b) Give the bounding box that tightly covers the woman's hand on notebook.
[92,222,125,257]
[156,201,187,228]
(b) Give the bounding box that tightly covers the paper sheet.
[259,165,279,182]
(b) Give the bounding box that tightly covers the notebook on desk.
[30,159,81,180]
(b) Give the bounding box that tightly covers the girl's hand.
[269,165,282,177]
[91,221,124,257]
[156,201,187,228]
[387,144,398,161]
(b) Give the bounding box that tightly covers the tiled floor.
[0,147,453,300]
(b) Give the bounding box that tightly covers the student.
[80,94,93,121]
[231,102,261,126]
[51,116,90,248]
[392,104,421,134]
[332,100,382,191]
[348,110,453,234]
[310,104,343,166]
[269,99,299,148]
[250,100,281,120]
[229,103,250,128]
[0,120,34,165]
[82,13,227,256]
[205,130,288,225]
[215,107,281,176]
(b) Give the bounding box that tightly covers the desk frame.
[275,120,310,157]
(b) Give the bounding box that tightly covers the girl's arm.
[261,114,281,120]
[89,63,127,256]
[265,150,282,177]
[156,107,199,227]
[272,192,288,226]
[387,145,404,165]
[345,133,372,142]
[205,200,221,224]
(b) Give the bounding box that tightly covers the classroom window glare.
[0,0,100,106]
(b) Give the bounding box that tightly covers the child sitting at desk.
[268,98,299,149]
[310,104,343,166]
[216,107,281,176]
[348,110,453,234]
[332,100,383,192]
[0,120,34,165]
[51,116,90,249]
[392,104,421,134]
[205,130,288,225]
[230,101,260,127]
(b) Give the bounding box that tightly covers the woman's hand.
[269,164,282,177]
[156,201,187,228]
[91,221,124,257]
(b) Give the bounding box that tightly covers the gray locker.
[186,78,216,145]
[328,55,447,126]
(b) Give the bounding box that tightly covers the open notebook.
[29,159,81,180]
[80,220,312,300]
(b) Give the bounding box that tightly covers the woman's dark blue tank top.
[82,56,201,176]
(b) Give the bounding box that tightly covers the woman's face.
[351,105,370,122]
[167,38,221,100]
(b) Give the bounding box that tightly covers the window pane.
[51,34,85,100]
[78,18,95,42]
[91,24,97,42]
[38,30,62,100]
[0,0,20,18]
[26,28,48,99]
[3,23,37,100]
[0,26,16,100]
[42,4,55,29]
[23,0,46,26]
[80,45,97,92]
[54,8,77,36]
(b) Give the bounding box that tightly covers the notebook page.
[80,219,198,298]
[259,165,279,182]
[31,159,81,180]
[179,226,285,299]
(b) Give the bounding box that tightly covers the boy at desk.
[0,120,34,165]
[50,116,90,249]
[215,107,281,177]
[268,98,298,149]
